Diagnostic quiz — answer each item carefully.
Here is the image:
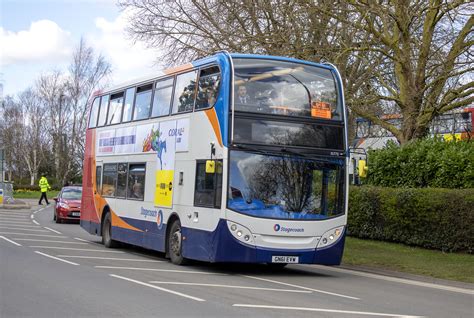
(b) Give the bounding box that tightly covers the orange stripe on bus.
[205,108,223,147]
[164,63,193,75]
[111,211,143,232]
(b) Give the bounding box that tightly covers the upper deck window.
[233,59,341,120]
[151,78,174,117]
[172,70,198,114]
[122,87,135,123]
[97,95,110,127]
[133,84,153,120]
[88,97,100,128]
[196,66,221,110]
[107,92,124,125]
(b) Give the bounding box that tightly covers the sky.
[0,0,164,97]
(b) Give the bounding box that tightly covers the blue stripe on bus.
[101,217,345,265]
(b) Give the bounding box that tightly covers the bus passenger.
[130,182,143,199]
[236,85,253,105]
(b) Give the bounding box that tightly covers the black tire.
[55,212,61,224]
[53,212,56,221]
[168,220,188,265]
[102,212,118,248]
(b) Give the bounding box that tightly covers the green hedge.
[348,186,474,253]
[366,138,474,188]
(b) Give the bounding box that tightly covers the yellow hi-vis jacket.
[39,177,51,193]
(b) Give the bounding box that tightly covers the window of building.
[107,92,124,125]
[122,87,135,123]
[196,66,220,110]
[102,163,117,197]
[97,95,110,127]
[133,84,153,120]
[128,164,146,200]
[172,71,198,114]
[116,163,128,198]
[194,160,222,208]
[89,97,100,128]
[151,78,174,117]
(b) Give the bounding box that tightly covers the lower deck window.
[194,160,222,208]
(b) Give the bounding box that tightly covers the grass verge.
[14,190,60,199]
[343,237,474,283]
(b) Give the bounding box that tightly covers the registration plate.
[272,256,299,263]
[72,212,80,217]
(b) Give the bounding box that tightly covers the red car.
[53,186,82,223]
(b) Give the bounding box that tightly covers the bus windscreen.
[233,58,341,120]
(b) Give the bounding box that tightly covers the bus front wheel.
[102,212,118,248]
[168,220,188,265]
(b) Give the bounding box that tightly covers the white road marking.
[232,304,424,317]
[34,251,79,266]
[58,255,163,262]
[74,237,90,242]
[110,274,205,302]
[232,304,424,318]
[0,221,34,226]
[43,227,62,234]
[96,266,227,275]
[242,275,359,300]
[0,216,30,220]
[15,239,87,245]
[30,215,34,219]
[0,227,48,232]
[0,236,22,246]
[309,265,474,295]
[149,281,312,293]
[0,223,41,228]
[32,220,40,225]
[0,217,31,222]
[0,232,65,238]
[29,246,125,253]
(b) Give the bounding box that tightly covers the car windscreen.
[61,188,82,200]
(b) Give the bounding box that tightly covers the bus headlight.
[227,221,255,246]
[317,226,344,249]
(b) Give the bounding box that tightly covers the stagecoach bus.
[81,52,349,266]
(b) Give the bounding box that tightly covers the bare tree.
[335,1,474,143]
[121,0,473,144]
[18,89,49,185]
[65,38,111,182]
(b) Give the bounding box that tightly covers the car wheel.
[53,212,56,221]
[55,212,61,224]
[168,220,188,265]
[102,212,118,248]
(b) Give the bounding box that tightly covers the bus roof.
[99,52,338,96]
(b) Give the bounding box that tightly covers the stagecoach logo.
[141,207,157,218]
[156,210,164,230]
[273,224,304,233]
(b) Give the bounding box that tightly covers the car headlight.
[317,226,344,249]
[58,202,70,209]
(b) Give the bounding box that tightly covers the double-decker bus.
[81,52,348,266]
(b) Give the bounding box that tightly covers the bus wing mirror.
[206,160,216,174]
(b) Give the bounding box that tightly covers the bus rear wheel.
[168,220,188,265]
[102,212,118,248]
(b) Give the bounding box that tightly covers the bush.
[348,186,474,253]
[366,138,474,188]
